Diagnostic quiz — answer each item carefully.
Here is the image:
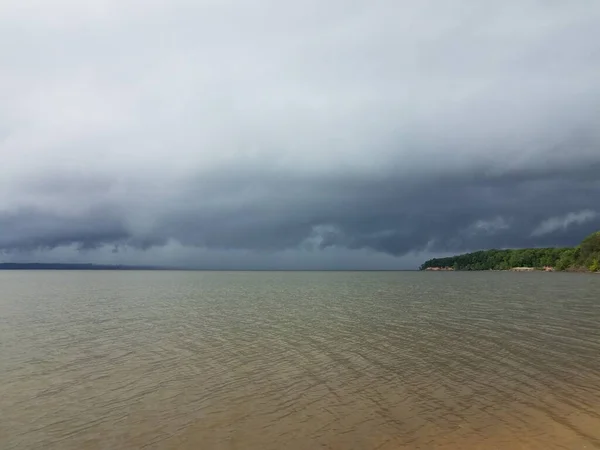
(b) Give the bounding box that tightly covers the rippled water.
[1,271,600,450]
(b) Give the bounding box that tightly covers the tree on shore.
[420,230,600,272]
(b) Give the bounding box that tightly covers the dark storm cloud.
[1,1,600,268]
[4,160,599,263]
[144,158,600,257]
[0,207,129,252]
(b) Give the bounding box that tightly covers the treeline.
[420,231,600,272]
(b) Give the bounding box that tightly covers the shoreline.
[423,266,599,273]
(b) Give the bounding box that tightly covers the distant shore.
[420,231,600,273]
[0,263,165,271]
[423,266,597,273]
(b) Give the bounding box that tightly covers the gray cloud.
[1,1,600,268]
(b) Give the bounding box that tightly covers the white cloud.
[468,217,510,235]
[531,210,598,237]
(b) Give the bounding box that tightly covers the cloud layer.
[1,1,600,268]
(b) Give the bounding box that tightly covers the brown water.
[1,271,600,450]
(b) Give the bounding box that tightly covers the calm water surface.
[1,271,600,450]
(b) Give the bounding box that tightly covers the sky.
[1,0,600,269]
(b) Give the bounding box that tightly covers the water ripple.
[1,271,599,449]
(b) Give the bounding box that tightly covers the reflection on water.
[1,271,600,450]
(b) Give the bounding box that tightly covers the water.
[1,271,600,450]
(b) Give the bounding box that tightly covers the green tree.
[589,259,600,273]
[580,231,600,261]
[556,250,575,271]
[509,252,523,268]
[419,231,599,272]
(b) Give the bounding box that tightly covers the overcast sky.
[1,0,599,269]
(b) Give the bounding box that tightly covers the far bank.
[420,231,600,273]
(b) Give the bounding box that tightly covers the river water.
[1,271,599,449]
